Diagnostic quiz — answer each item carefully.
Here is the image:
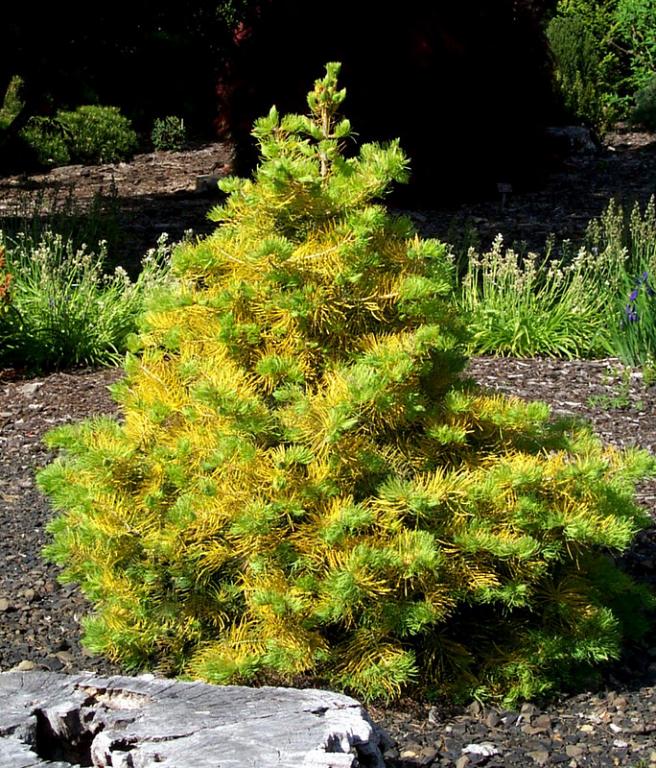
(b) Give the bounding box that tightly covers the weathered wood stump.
[0,672,387,767]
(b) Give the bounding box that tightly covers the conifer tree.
[39,63,655,704]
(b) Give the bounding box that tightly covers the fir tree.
[38,63,655,704]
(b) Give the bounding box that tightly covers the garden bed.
[2,127,656,767]
[1,358,655,767]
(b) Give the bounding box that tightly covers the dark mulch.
[2,358,656,767]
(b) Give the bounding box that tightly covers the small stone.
[18,382,43,397]
[20,588,36,602]
[12,660,37,671]
[455,757,470,768]
[532,714,552,732]
[521,703,539,717]
[400,744,423,760]
[416,746,439,765]
[528,751,550,765]
[462,742,500,757]
[579,724,595,734]
[485,712,501,728]
[428,706,441,724]
[467,701,483,717]
[612,740,629,749]
[609,723,622,733]
[566,745,585,758]
[0,598,14,612]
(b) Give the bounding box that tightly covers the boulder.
[0,672,387,767]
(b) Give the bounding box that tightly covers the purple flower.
[629,288,639,302]
[625,304,639,322]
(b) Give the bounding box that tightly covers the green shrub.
[151,116,186,151]
[20,116,71,167]
[58,105,138,164]
[38,64,655,705]
[0,74,24,130]
[548,0,633,122]
[0,231,172,371]
[632,73,656,129]
[20,105,138,167]
[547,14,605,128]
[615,0,656,93]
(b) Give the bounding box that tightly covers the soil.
[2,129,656,767]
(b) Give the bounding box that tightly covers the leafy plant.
[632,73,656,129]
[20,105,138,167]
[587,198,656,367]
[459,236,612,358]
[615,0,656,93]
[547,0,629,124]
[0,74,24,130]
[587,366,642,410]
[38,64,655,706]
[58,105,138,164]
[0,231,173,372]
[547,14,606,128]
[20,116,71,167]
[151,116,186,151]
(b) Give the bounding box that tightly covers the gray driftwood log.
[0,672,387,767]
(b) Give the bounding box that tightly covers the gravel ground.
[1,357,656,767]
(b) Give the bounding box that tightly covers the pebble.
[18,382,43,396]
[11,659,37,671]
[0,598,13,612]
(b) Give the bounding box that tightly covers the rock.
[0,672,387,768]
[527,750,549,765]
[0,598,14,612]
[11,660,37,672]
[18,382,43,397]
[462,742,500,757]
[565,745,585,758]
[485,711,501,728]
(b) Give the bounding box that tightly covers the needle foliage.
[38,64,655,705]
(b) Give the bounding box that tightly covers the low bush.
[460,236,612,358]
[38,64,655,706]
[151,116,186,151]
[20,116,71,167]
[21,105,138,167]
[59,105,138,164]
[0,74,24,130]
[632,73,656,130]
[547,14,605,128]
[0,231,172,372]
